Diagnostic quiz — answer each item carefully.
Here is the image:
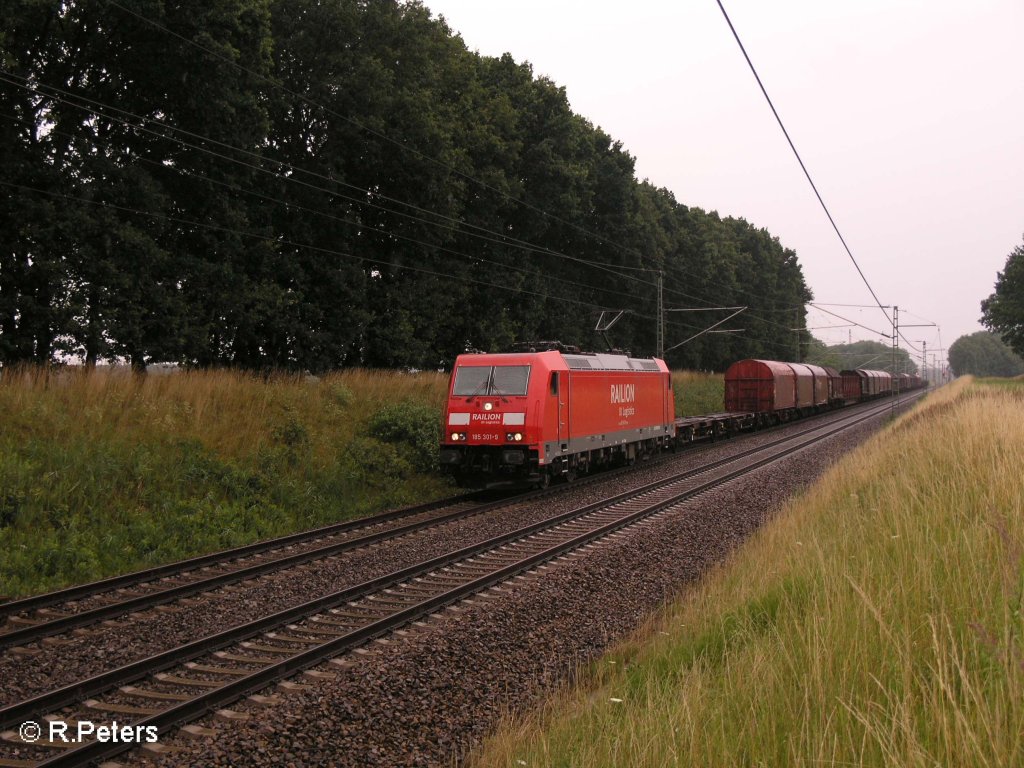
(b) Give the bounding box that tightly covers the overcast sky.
[423,0,1024,367]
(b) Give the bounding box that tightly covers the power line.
[0,175,739,345]
[2,10,835,358]
[810,302,887,309]
[809,304,893,341]
[0,179,615,313]
[0,70,675,300]
[714,0,892,330]
[103,2,673,279]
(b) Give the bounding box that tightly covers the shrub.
[368,400,441,472]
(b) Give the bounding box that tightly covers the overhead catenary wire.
[0,71,664,296]
[809,304,894,343]
[716,1,892,335]
[5,19,834,355]
[3,67,764,339]
[0,109,655,312]
[1,110,774,354]
[101,2,687,282]
[1,176,752,344]
[0,179,617,314]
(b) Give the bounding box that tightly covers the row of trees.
[802,339,919,376]
[1,0,811,372]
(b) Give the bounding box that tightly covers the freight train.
[438,344,925,488]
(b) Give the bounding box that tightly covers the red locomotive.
[439,345,674,487]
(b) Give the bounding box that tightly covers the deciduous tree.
[981,236,1024,359]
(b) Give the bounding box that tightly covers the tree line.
[802,339,919,376]
[1,0,812,373]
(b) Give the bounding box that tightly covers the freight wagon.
[840,369,893,402]
[723,359,833,423]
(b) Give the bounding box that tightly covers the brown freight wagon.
[877,370,893,395]
[822,366,844,407]
[840,368,892,401]
[724,359,797,414]
[792,363,830,410]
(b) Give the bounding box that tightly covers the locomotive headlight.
[506,432,524,442]
[450,432,465,441]
[483,402,493,411]
[514,432,523,441]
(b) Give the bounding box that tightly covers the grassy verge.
[0,367,453,597]
[470,378,1024,767]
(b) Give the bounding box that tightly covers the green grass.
[975,376,1024,393]
[0,367,454,597]
[470,377,1024,768]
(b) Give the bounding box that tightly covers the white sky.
[423,0,1024,367]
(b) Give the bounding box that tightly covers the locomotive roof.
[454,350,663,372]
[562,353,661,371]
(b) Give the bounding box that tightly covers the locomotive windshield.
[453,365,530,397]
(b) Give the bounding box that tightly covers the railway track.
[0,492,499,651]
[0,394,918,767]
[0,399,854,652]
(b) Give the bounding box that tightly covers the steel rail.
[0,495,516,649]
[0,439,713,648]
[0,416,723,627]
[0,387,901,629]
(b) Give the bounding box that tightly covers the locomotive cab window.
[453,365,531,397]
[550,371,560,396]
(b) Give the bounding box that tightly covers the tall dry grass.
[0,366,446,459]
[471,378,1024,767]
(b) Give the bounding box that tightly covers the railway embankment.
[0,367,722,599]
[470,376,1024,768]
[0,368,451,598]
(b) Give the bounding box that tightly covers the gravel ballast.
[123,408,896,767]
